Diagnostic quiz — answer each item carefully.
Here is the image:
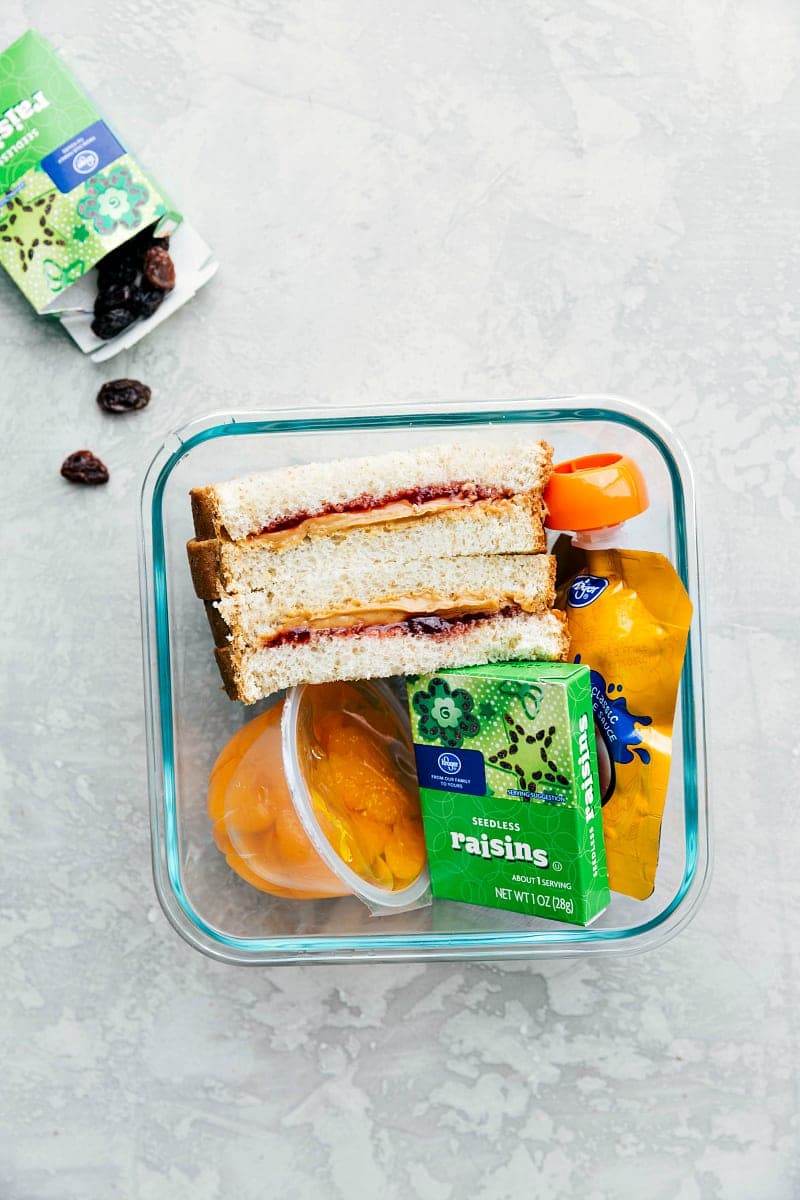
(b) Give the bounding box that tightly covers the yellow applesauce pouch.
[545,455,692,900]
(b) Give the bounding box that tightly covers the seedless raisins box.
[405,662,610,926]
[139,396,710,965]
[0,30,217,360]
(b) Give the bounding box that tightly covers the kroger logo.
[73,149,99,175]
[438,751,462,774]
[568,574,610,609]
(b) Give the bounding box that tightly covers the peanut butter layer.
[261,588,548,636]
[250,482,504,539]
[245,495,489,549]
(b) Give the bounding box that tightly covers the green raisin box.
[0,31,216,358]
[405,662,610,926]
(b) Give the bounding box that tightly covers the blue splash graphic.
[575,655,652,765]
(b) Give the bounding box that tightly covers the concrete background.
[1,2,798,1196]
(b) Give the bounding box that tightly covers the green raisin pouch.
[0,31,215,356]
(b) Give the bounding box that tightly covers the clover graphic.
[43,258,86,293]
[412,677,480,748]
[76,166,149,236]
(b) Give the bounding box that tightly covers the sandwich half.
[188,439,567,703]
[216,608,568,705]
[188,494,545,599]
[190,441,552,543]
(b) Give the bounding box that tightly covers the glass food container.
[139,396,710,965]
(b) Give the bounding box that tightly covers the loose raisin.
[94,283,135,315]
[133,281,167,319]
[92,228,176,340]
[130,223,169,252]
[407,616,449,635]
[61,450,109,485]
[97,250,138,289]
[91,306,138,341]
[143,245,176,291]
[96,379,151,414]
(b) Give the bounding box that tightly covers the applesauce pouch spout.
[544,454,692,900]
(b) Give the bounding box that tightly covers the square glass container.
[139,396,709,964]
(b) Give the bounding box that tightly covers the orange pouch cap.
[544,453,649,531]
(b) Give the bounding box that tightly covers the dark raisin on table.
[96,379,152,414]
[142,245,176,291]
[61,450,109,485]
[91,306,138,340]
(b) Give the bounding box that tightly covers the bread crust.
[214,646,241,700]
[188,539,221,599]
[204,600,231,649]
[190,489,218,541]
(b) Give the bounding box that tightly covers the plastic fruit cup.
[208,680,431,910]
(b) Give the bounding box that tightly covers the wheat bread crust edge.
[205,601,231,649]
[188,539,221,599]
[190,488,219,542]
[214,646,241,700]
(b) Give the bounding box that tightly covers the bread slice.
[188,496,546,600]
[213,554,556,650]
[217,609,569,704]
[191,441,552,541]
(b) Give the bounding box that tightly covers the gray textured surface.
[1,2,798,1197]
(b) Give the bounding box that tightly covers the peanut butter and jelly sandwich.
[188,441,568,703]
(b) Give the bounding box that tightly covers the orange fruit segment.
[299,684,427,893]
[384,821,427,883]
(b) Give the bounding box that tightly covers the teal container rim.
[138,395,710,964]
